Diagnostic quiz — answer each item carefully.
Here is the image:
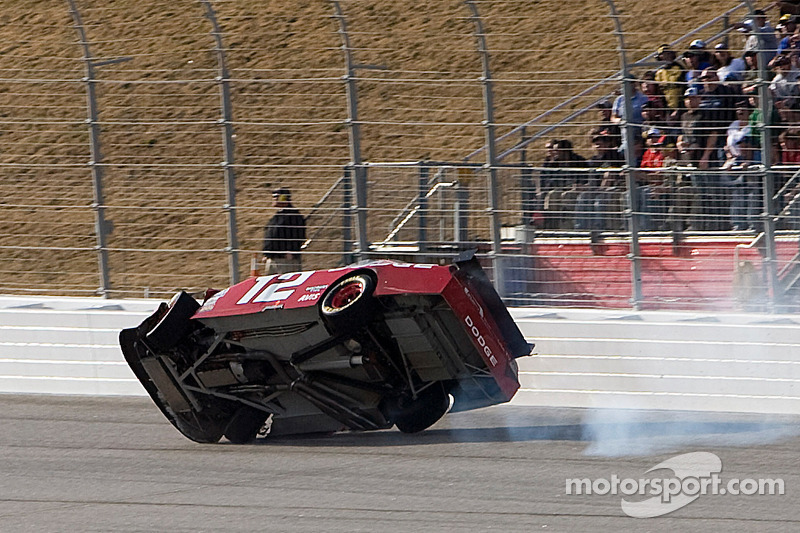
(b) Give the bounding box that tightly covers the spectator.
[655,44,687,116]
[539,139,588,230]
[641,99,679,143]
[575,136,625,232]
[724,103,755,231]
[262,187,306,274]
[739,9,779,60]
[594,100,621,149]
[699,68,741,130]
[741,49,776,97]
[779,129,800,228]
[639,128,672,229]
[777,14,799,54]
[538,138,561,193]
[729,136,760,231]
[712,43,747,82]
[641,70,667,106]
[680,86,720,229]
[724,103,753,168]
[611,81,649,162]
[741,50,759,95]
[780,97,800,124]
[552,139,589,189]
[587,129,624,168]
[699,68,741,229]
[778,129,800,224]
[769,53,799,109]
[641,128,667,169]
[747,93,782,164]
[779,128,800,164]
[684,40,713,90]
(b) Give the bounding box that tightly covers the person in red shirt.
[641,128,666,168]
[779,128,800,224]
[780,128,800,163]
[639,128,671,229]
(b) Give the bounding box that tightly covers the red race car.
[120,252,533,443]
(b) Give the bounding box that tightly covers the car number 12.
[236,272,314,305]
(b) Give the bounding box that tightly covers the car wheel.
[145,291,200,351]
[320,273,376,330]
[224,406,268,444]
[383,384,450,434]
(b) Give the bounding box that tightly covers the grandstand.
[0,0,796,312]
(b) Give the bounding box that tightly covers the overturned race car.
[120,252,533,443]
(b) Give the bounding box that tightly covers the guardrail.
[2,296,800,415]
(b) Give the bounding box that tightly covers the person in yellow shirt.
[654,44,687,121]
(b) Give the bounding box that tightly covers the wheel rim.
[328,278,365,310]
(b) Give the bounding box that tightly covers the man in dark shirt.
[699,68,741,135]
[262,187,306,274]
[698,68,743,229]
[681,87,718,168]
[680,87,719,230]
[587,130,624,169]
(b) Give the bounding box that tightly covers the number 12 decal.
[236,271,314,305]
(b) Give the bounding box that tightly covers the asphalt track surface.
[1,395,799,532]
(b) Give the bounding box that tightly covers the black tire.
[224,406,268,444]
[383,384,450,434]
[145,291,200,351]
[320,273,376,331]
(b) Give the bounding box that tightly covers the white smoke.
[580,407,800,457]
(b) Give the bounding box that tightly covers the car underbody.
[120,253,532,443]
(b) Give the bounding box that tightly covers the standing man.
[680,87,719,230]
[739,9,779,61]
[654,44,687,120]
[262,187,306,274]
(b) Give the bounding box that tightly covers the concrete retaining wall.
[0,296,157,396]
[510,309,800,414]
[1,295,799,414]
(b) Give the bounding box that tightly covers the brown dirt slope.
[0,1,770,297]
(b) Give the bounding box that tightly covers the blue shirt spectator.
[612,88,649,159]
[739,9,779,59]
[684,40,713,89]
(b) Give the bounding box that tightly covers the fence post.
[519,126,534,225]
[743,0,780,309]
[65,0,112,298]
[601,0,643,309]
[621,75,644,309]
[722,14,730,48]
[465,0,504,295]
[200,0,240,285]
[330,1,369,261]
[342,167,354,265]
[418,165,429,258]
